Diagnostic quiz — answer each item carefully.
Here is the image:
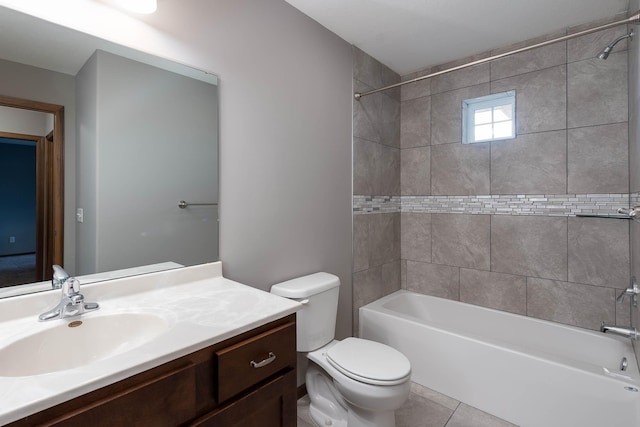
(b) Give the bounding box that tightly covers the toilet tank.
[270,272,340,352]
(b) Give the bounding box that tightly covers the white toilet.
[271,272,411,427]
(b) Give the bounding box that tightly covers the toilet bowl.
[306,339,411,427]
[270,272,411,427]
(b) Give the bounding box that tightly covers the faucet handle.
[62,277,80,296]
[617,207,639,218]
[617,277,639,306]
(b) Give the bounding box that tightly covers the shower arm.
[598,30,634,59]
[355,10,640,100]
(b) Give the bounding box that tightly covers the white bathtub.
[359,290,640,427]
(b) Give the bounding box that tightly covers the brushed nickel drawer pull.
[250,352,276,368]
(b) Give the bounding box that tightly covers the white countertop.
[0,262,301,425]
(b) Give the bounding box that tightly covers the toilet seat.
[326,338,411,386]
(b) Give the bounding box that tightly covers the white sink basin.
[0,312,169,377]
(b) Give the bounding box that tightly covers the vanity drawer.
[216,321,295,402]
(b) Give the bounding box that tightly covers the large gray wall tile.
[460,269,526,315]
[353,137,400,196]
[353,46,400,100]
[568,217,629,288]
[567,123,629,194]
[431,84,490,145]
[491,216,567,281]
[353,214,369,272]
[633,222,640,332]
[401,69,431,101]
[354,79,401,147]
[401,213,431,262]
[491,42,566,80]
[616,287,632,327]
[491,130,567,194]
[353,266,382,307]
[568,26,629,63]
[353,266,383,333]
[527,278,615,330]
[401,96,431,148]
[400,259,407,289]
[406,261,459,300]
[353,137,375,195]
[401,146,430,196]
[432,60,490,94]
[382,260,402,295]
[568,53,628,128]
[431,143,490,195]
[369,213,400,267]
[630,15,640,194]
[375,143,401,195]
[432,214,490,270]
[491,65,567,135]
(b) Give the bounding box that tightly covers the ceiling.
[284,0,630,76]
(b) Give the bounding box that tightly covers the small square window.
[462,91,516,144]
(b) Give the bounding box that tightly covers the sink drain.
[68,320,83,328]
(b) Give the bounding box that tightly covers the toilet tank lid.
[270,272,340,298]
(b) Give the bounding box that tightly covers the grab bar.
[178,200,218,209]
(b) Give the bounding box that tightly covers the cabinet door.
[191,369,296,427]
[45,363,196,427]
[216,321,296,403]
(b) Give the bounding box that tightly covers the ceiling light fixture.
[111,0,157,14]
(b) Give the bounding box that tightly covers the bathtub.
[359,290,640,427]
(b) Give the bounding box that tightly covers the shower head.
[597,30,634,59]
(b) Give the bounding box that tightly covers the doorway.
[0,95,64,287]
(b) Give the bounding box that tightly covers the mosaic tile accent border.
[354,194,630,217]
[353,196,401,213]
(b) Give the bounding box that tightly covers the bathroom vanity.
[0,262,300,426]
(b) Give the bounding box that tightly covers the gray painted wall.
[4,0,354,345]
[141,0,354,340]
[75,51,98,275]
[75,50,219,274]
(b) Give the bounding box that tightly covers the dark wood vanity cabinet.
[7,315,297,427]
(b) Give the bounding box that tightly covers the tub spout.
[600,322,639,340]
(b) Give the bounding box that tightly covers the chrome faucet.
[38,265,99,321]
[616,277,640,307]
[600,322,639,340]
[51,264,69,289]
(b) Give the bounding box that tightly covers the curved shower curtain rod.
[354,10,640,101]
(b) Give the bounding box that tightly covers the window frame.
[462,91,516,144]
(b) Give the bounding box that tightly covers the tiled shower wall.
[353,16,633,334]
[629,0,640,370]
[352,48,402,332]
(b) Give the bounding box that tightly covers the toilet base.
[309,402,347,427]
[309,400,396,427]
[306,360,401,427]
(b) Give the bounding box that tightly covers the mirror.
[0,6,219,297]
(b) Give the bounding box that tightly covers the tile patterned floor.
[297,382,517,427]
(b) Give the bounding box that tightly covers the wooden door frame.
[0,95,64,276]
